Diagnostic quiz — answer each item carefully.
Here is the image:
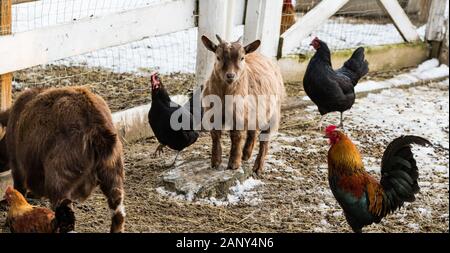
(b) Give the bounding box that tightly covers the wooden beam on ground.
[0,0,197,75]
[0,0,12,110]
[243,0,283,58]
[377,0,421,42]
[279,42,429,83]
[278,0,349,58]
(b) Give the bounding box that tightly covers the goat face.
[201,35,261,85]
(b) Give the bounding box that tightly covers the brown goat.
[201,35,285,176]
[0,87,125,233]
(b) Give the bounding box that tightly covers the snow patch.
[156,177,264,207]
[354,59,449,93]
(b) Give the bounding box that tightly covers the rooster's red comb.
[5,185,13,194]
[325,125,337,134]
[150,72,161,86]
[150,71,159,80]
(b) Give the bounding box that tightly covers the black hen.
[148,73,199,166]
[303,37,369,128]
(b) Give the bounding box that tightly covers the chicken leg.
[317,114,326,131]
[164,151,181,168]
[339,112,344,129]
[154,144,165,157]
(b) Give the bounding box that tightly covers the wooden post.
[195,0,228,87]
[439,17,449,64]
[225,0,236,41]
[377,0,420,42]
[243,0,283,58]
[0,0,12,111]
[425,0,448,59]
[406,0,432,23]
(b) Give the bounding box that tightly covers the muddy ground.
[1,68,448,233]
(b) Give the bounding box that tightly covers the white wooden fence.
[0,0,447,110]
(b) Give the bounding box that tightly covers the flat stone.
[160,159,253,200]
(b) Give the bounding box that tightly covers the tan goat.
[201,35,285,176]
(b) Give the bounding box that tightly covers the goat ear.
[244,40,261,54]
[201,35,217,52]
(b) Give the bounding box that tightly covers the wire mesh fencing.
[9,0,198,112]
[5,0,433,112]
[291,0,429,54]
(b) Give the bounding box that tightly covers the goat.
[0,87,125,233]
[201,35,285,176]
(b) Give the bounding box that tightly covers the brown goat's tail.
[76,87,120,161]
[85,126,118,161]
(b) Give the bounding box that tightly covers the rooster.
[325,125,431,233]
[303,38,369,128]
[3,186,75,233]
[148,72,199,167]
[280,0,296,34]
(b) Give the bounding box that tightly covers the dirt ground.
[1,68,448,233]
[13,65,196,112]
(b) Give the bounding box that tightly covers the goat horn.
[216,34,224,44]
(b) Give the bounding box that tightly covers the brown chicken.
[3,186,74,233]
[280,0,296,34]
[325,125,431,232]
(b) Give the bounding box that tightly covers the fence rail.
[0,0,197,75]
[0,0,448,111]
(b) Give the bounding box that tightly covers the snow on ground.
[155,177,264,207]
[296,79,448,232]
[355,59,449,93]
[12,0,427,74]
[155,78,449,224]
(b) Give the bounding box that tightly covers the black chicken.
[148,73,199,167]
[303,37,369,128]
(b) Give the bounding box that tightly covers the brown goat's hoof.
[252,171,264,179]
[242,153,251,161]
[211,159,222,169]
[226,163,241,170]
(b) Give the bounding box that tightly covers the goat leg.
[211,130,222,169]
[253,141,269,177]
[99,157,125,233]
[227,130,245,170]
[242,130,257,161]
[54,199,76,233]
